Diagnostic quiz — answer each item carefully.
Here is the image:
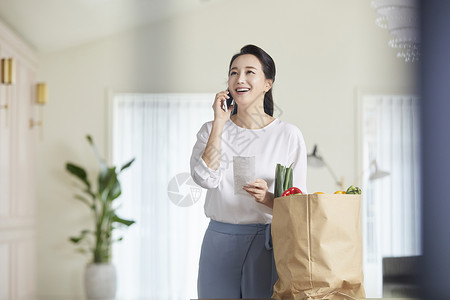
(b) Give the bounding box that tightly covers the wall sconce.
[369,159,390,180]
[30,82,48,130]
[1,58,15,127]
[1,58,8,84]
[308,145,391,191]
[307,144,345,190]
[36,82,48,105]
[1,57,15,84]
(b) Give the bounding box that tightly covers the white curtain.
[111,93,213,300]
[361,94,421,296]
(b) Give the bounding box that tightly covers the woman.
[190,44,307,298]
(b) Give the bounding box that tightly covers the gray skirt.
[197,219,278,299]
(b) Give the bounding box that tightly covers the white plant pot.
[84,263,117,300]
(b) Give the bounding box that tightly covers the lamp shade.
[307,145,325,168]
[370,169,390,180]
[1,58,8,84]
[36,83,48,105]
[7,58,14,84]
[369,160,390,180]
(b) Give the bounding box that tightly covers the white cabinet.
[0,20,38,300]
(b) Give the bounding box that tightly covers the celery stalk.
[274,163,294,198]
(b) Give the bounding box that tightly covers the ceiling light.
[372,0,420,62]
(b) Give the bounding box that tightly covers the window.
[110,93,213,299]
[360,94,421,296]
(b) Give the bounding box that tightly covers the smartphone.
[223,89,234,112]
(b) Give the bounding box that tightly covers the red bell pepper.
[281,187,303,196]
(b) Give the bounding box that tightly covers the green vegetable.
[345,185,362,195]
[284,165,293,192]
[275,163,294,198]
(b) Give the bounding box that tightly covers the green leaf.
[69,229,92,244]
[112,215,136,227]
[120,158,135,173]
[106,179,121,201]
[69,235,86,244]
[86,135,108,174]
[109,186,121,201]
[74,194,91,207]
[66,163,91,189]
[103,169,122,201]
[98,167,116,196]
[69,236,82,244]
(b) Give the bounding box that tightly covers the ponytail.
[264,90,274,116]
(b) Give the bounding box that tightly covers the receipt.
[233,156,256,196]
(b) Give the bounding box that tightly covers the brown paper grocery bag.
[271,194,366,300]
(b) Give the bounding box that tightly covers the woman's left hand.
[243,179,274,208]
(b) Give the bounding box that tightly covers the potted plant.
[65,135,135,299]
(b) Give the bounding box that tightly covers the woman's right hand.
[202,90,233,170]
[212,90,234,123]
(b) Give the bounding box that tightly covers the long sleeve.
[190,118,307,224]
[190,122,222,189]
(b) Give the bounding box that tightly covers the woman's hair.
[228,44,276,116]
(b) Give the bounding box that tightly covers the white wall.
[36,0,418,298]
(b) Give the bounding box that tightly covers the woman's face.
[228,54,272,111]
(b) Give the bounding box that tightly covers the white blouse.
[190,118,307,224]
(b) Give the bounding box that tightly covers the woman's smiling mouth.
[236,88,250,94]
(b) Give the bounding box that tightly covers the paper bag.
[271,194,366,300]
